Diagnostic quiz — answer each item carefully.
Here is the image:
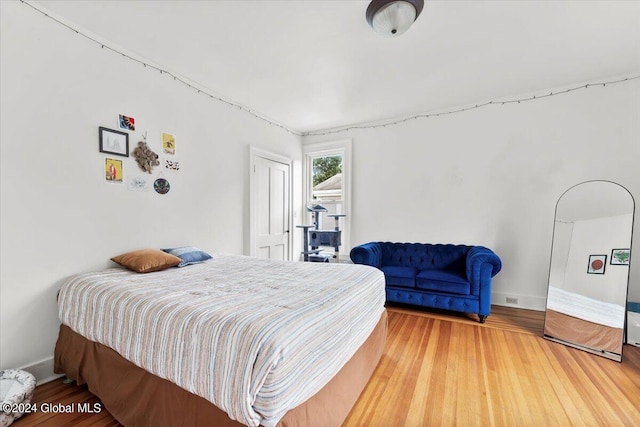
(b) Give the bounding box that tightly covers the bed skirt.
[54,309,387,427]
[544,309,623,355]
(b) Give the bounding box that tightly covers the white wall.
[304,79,640,310]
[548,220,573,288]
[0,1,302,372]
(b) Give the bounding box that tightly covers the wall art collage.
[99,114,181,195]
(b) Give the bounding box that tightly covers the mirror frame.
[543,180,635,362]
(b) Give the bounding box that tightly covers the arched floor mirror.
[544,180,634,362]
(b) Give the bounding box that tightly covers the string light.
[20,1,640,139]
[19,0,300,136]
[304,76,639,137]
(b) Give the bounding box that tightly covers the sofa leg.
[478,315,487,324]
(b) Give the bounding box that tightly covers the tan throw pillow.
[111,249,181,273]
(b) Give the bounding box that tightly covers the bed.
[54,253,387,426]
[544,285,625,356]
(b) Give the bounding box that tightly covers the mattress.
[57,254,386,427]
[546,285,625,328]
[54,311,387,427]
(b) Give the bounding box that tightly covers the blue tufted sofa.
[350,242,502,323]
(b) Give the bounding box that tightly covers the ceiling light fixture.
[366,0,424,37]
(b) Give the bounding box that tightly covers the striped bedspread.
[58,254,386,426]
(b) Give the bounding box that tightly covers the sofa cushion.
[381,266,418,288]
[416,269,471,295]
[380,242,470,270]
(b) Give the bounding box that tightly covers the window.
[312,154,342,203]
[302,140,352,259]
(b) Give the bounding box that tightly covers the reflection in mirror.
[544,181,634,362]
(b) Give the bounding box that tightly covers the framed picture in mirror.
[587,254,607,274]
[611,248,630,265]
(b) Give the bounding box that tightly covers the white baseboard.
[19,356,64,385]
[492,292,546,311]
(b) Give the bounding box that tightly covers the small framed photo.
[118,114,135,131]
[99,126,129,157]
[162,132,176,155]
[587,254,607,274]
[105,158,123,183]
[610,249,630,265]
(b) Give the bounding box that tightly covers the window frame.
[302,139,352,257]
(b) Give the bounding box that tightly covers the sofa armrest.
[465,246,502,292]
[350,242,383,269]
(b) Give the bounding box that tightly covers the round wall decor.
[154,178,170,194]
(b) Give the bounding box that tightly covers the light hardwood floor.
[13,306,640,426]
[344,306,640,426]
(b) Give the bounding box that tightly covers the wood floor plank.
[12,305,640,427]
[344,306,640,427]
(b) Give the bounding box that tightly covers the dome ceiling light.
[366,0,425,37]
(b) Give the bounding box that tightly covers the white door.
[250,150,291,260]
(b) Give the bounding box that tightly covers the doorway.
[249,147,292,260]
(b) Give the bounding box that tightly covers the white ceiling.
[31,0,640,134]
